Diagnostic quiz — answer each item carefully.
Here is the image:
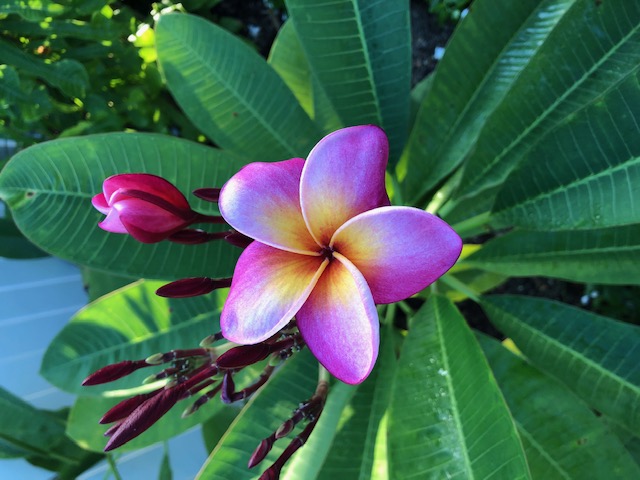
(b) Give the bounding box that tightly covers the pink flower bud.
[92,173,199,243]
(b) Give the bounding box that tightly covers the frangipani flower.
[219,125,462,384]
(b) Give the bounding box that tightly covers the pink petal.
[97,209,128,234]
[114,198,191,243]
[91,193,111,215]
[331,206,462,304]
[103,174,190,210]
[297,252,379,384]
[221,242,328,344]
[219,159,320,254]
[300,125,390,246]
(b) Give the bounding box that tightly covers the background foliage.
[1,0,639,478]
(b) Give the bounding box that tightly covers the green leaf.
[81,267,135,302]
[286,0,411,161]
[387,295,530,479]
[267,20,313,120]
[41,280,223,395]
[155,13,321,161]
[197,350,352,479]
[478,333,640,479]
[0,133,245,279]
[491,74,640,230]
[0,387,95,471]
[400,0,575,203]
[159,445,173,480]
[201,405,243,453]
[464,225,640,285]
[317,327,397,480]
[457,0,640,200]
[481,295,640,435]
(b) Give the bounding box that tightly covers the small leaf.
[482,295,640,434]
[388,296,530,479]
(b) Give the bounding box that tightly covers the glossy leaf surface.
[465,226,640,285]
[0,133,244,279]
[388,296,530,479]
[41,280,222,395]
[286,0,411,160]
[156,13,321,161]
[482,295,640,434]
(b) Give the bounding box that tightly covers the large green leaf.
[155,13,321,161]
[0,387,99,474]
[388,295,530,479]
[0,133,245,279]
[464,226,640,285]
[286,0,411,161]
[0,0,66,21]
[317,327,397,480]
[197,349,352,479]
[41,280,223,395]
[479,334,640,479]
[482,295,640,434]
[457,0,640,200]
[491,73,640,230]
[400,0,575,203]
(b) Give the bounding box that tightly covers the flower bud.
[92,173,199,243]
[82,360,149,386]
[156,277,232,298]
[192,188,221,203]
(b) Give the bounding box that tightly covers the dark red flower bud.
[168,229,228,244]
[192,188,221,203]
[216,344,272,369]
[92,173,200,243]
[224,230,253,248]
[104,385,187,451]
[156,277,232,298]
[82,360,149,386]
[220,372,236,404]
[100,389,163,424]
[248,436,274,469]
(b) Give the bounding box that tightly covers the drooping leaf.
[457,0,640,200]
[41,280,223,395]
[478,333,640,479]
[482,295,640,434]
[155,13,321,161]
[388,295,530,479]
[0,133,245,279]
[197,349,352,480]
[400,0,576,203]
[465,226,640,285]
[317,327,397,480]
[286,0,411,161]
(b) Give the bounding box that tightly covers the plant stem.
[425,169,463,214]
[107,453,123,480]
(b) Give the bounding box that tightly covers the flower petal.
[103,174,190,209]
[97,209,128,234]
[114,198,191,243]
[297,252,379,384]
[221,242,328,344]
[91,193,111,214]
[219,159,319,254]
[331,206,462,304]
[300,125,389,246]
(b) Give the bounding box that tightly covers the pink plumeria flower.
[218,126,462,384]
[92,173,200,243]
